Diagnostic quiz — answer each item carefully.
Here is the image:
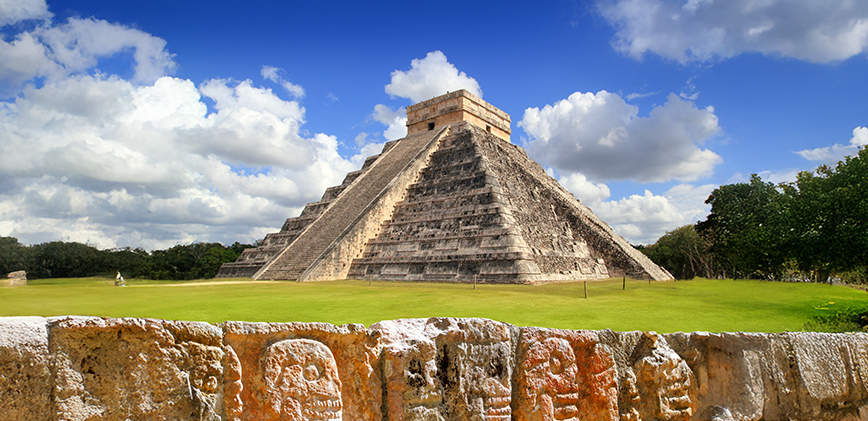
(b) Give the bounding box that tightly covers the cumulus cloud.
[385,51,482,102]
[0,74,358,249]
[596,0,868,63]
[261,65,305,99]
[0,16,176,96]
[568,180,716,244]
[521,91,722,183]
[797,126,868,165]
[371,104,407,140]
[0,0,51,26]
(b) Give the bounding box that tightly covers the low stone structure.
[3,270,27,286]
[218,90,671,283]
[2,316,867,420]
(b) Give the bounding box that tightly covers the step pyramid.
[217,90,672,283]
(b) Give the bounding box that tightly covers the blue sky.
[1,0,866,250]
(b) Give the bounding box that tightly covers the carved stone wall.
[3,316,866,420]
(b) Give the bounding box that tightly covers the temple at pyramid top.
[406,89,511,142]
[217,91,672,283]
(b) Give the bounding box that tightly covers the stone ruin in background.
[217,90,672,283]
[2,316,867,420]
[3,270,26,287]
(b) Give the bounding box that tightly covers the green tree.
[145,242,240,280]
[641,225,717,279]
[696,174,788,279]
[24,241,104,279]
[190,247,239,279]
[788,148,868,281]
[0,236,27,275]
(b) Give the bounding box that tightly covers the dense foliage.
[638,225,718,279]
[804,306,868,333]
[644,147,868,283]
[0,238,252,280]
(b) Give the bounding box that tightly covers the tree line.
[641,147,868,283]
[0,238,253,280]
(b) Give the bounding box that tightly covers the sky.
[1,0,866,250]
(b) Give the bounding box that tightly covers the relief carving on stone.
[620,332,699,421]
[376,318,513,421]
[222,321,381,421]
[383,339,444,421]
[514,328,619,421]
[261,339,342,421]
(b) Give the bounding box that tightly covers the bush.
[804,306,868,333]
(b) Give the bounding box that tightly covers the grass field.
[1,277,866,332]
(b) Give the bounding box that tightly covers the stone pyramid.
[217,90,672,283]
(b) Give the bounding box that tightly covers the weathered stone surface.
[222,321,381,421]
[513,327,618,421]
[219,90,673,283]
[3,270,27,286]
[664,331,868,421]
[49,316,225,421]
[3,316,868,420]
[0,316,51,421]
[372,317,516,421]
[600,330,699,421]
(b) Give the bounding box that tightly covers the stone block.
[372,317,515,421]
[49,316,225,421]
[513,327,618,421]
[3,270,27,286]
[0,317,52,421]
[222,321,381,421]
[601,330,699,421]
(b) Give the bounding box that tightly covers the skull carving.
[519,337,581,421]
[262,339,342,421]
[384,339,445,421]
[627,333,698,421]
[439,340,512,421]
[470,342,512,421]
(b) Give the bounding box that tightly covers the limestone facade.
[3,316,868,421]
[406,89,511,142]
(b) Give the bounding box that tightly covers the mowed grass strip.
[1,277,865,332]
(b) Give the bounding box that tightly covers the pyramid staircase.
[217,90,672,283]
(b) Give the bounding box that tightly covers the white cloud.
[371,104,407,141]
[36,17,176,83]
[796,126,868,165]
[0,16,176,96]
[0,0,51,26]
[596,0,868,63]
[572,182,715,244]
[559,172,612,205]
[261,65,305,99]
[385,51,482,103]
[0,75,358,249]
[521,91,722,183]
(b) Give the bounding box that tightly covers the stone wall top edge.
[3,316,867,338]
[406,89,510,121]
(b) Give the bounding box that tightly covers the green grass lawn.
[1,277,865,332]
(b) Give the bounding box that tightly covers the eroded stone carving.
[49,317,225,421]
[383,339,444,420]
[621,332,698,421]
[262,339,342,421]
[4,317,868,420]
[374,317,514,421]
[222,321,381,421]
[518,337,581,420]
[514,328,618,421]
